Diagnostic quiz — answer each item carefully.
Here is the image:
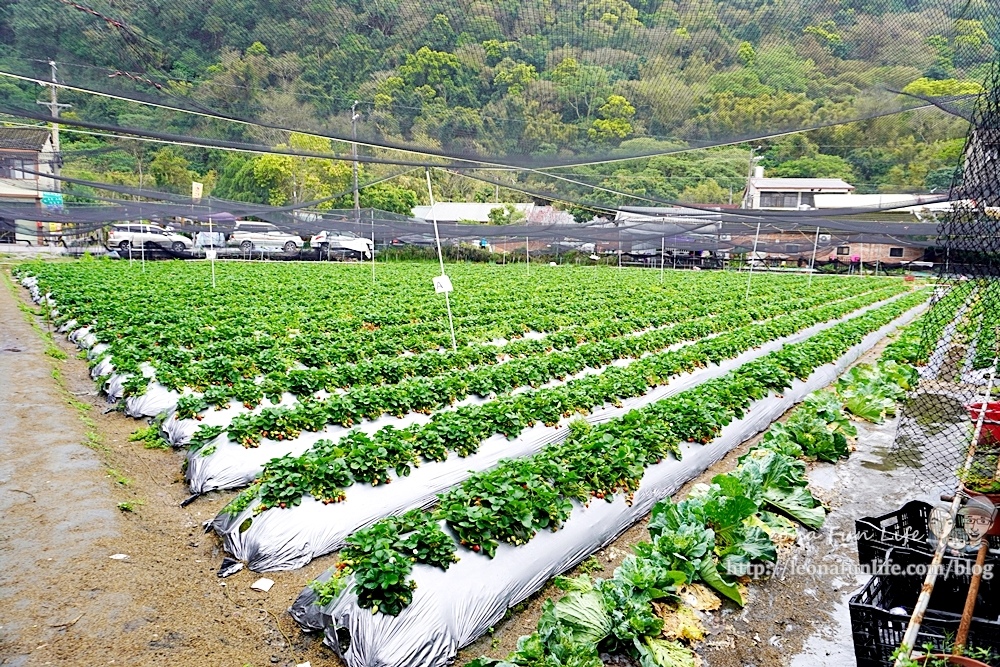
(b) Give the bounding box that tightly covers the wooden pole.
[953,540,990,655]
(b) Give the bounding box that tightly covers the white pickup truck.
[311,230,374,259]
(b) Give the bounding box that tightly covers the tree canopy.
[2,0,991,210]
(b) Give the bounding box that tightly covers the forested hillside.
[0,0,995,209]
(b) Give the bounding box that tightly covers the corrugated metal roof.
[0,128,51,151]
[412,202,534,222]
[749,177,854,191]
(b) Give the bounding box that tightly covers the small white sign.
[205,249,217,260]
[433,275,453,294]
[250,577,274,592]
[191,181,204,202]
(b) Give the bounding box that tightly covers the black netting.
[0,0,993,175]
[1,0,997,264]
[890,56,1000,496]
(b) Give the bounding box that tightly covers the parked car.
[108,223,193,252]
[228,221,302,252]
[311,230,374,259]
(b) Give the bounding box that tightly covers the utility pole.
[37,60,70,245]
[37,61,70,189]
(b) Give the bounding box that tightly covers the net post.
[425,167,457,351]
[808,226,819,288]
[745,221,761,300]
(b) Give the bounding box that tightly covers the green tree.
[804,21,849,58]
[487,204,526,225]
[360,183,419,215]
[588,94,636,144]
[550,57,612,121]
[251,133,352,208]
[679,178,729,204]
[953,20,993,67]
[581,0,641,29]
[768,154,856,181]
[924,34,955,79]
[398,46,479,106]
[493,59,538,96]
[213,154,270,204]
[737,41,756,66]
[149,148,194,194]
[901,77,984,97]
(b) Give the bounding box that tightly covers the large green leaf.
[763,486,826,530]
[697,556,743,605]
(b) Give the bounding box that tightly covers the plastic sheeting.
[210,293,913,571]
[124,382,181,419]
[288,299,927,667]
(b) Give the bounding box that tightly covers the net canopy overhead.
[0,0,993,172]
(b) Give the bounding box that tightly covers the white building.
[0,127,57,244]
[744,166,854,210]
[412,202,535,224]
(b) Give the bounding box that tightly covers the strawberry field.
[15,259,930,667]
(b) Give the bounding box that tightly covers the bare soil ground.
[0,269,339,667]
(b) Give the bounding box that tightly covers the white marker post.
[207,215,217,288]
[425,168,457,351]
[745,221,761,300]
[660,236,665,282]
[808,226,820,288]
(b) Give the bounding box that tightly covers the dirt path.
[0,271,337,667]
[0,272,118,666]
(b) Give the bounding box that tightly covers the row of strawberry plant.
[184,279,895,424]
[881,282,966,366]
[303,290,927,617]
[177,278,882,413]
[468,332,927,667]
[216,286,910,514]
[212,284,905,450]
[104,272,847,398]
[21,263,842,393]
[970,280,1000,370]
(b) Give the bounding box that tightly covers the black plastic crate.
[851,568,1000,667]
[856,500,1000,570]
[874,547,1000,618]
